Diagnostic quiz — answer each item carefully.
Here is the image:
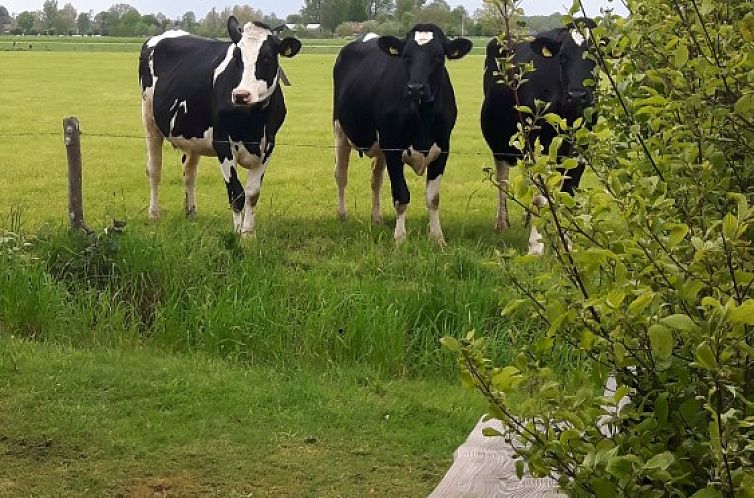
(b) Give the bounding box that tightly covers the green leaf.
[628,292,654,315]
[728,301,754,325]
[491,366,521,391]
[722,213,737,239]
[673,43,689,68]
[667,224,689,247]
[655,392,669,426]
[482,427,502,437]
[734,93,754,116]
[695,342,718,370]
[690,485,722,498]
[606,455,634,479]
[440,336,460,353]
[644,451,674,470]
[648,324,674,361]
[515,459,525,479]
[660,314,696,331]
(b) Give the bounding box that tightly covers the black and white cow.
[333,26,472,244]
[481,18,597,254]
[139,17,301,235]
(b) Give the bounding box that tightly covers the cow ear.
[378,36,403,57]
[445,38,472,60]
[228,16,242,44]
[530,37,561,59]
[279,37,301,58]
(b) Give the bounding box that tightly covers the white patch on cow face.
[571,29,587,46]
[414,31,434,46]
[146,30,190,48]
[235,23,279,105]
[363,33,379,42]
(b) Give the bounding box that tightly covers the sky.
[4,0,628,19]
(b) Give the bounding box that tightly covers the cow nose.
[407,83,425,97]
[567,89,589,102]
[233,89,251,104]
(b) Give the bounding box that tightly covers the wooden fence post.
[63,117,85,231]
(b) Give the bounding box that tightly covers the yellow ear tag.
[542,46,553,58]
[389,46,399,55]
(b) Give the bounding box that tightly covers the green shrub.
[446,0,754,496]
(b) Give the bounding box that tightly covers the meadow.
[0,36,558,496]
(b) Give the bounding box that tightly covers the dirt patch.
[122,473,203,498]
[0,435,68,461]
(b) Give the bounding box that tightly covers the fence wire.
[0,129,534,159]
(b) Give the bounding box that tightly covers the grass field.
[0,37,558,496]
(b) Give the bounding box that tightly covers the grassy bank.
[0,336,485,497]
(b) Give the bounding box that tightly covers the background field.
[0,37,557,496]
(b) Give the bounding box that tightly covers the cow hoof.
[148,209,161,221]
[338,211,347,222]
[431,234,447,247]
[528,245,544,256]
[372,214,383,224]
[394,232,407,245]
[495,219,509,232]
[185,207,198,219]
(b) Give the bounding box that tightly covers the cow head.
[529,18,598,118]
[223,16,301,107]
[377,24,472,104]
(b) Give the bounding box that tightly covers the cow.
[332,25,472,245]
[138,17,301,235]
[481,18,598,254]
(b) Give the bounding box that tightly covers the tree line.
[0,0,564,38]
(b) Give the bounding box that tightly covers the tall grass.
[0,217,554,376]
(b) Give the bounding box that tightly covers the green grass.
[0,42,561,495]
[0,335,485,497]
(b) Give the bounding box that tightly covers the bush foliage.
[446,0,754,496]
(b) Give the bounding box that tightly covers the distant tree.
[320,0,348,32]
[16,11,36,34]
[300,0,321,23]
[0,5,14,33]
[54,2,76,35]
[368,0,394,18]
[42,0,58,32]
[197,8,225,37]
[76,11,91,34]
[395,0,423,17]
[414,0,452,30]
[180,11,196,32]
[262,12,285,28]
[335,21,354,37]
[286,13,303,24]
[347,0,368,22]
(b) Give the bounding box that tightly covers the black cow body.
[333,26,472,244]
[138,18,300,235]
[481,19,597,254]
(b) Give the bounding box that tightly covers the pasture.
[0,37,563,496]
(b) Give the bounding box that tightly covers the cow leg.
[528,194,548,255]
[142,101,164,220]
[182,153,200,218]
[385,151,410,243]
[214,140,245,233]
[371,153,386,224]
[333,121,351,221]
[494,159,511,231]
[426,150,449,246]
[241,161,267,237]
